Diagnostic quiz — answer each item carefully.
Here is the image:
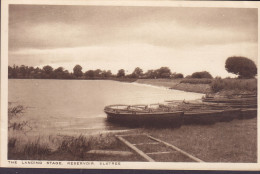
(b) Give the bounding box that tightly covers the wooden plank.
[146,151,172,155]
[132,142,160,146]
[119,134,145,137]
[147,135,204,163]
[87,150,133,157]
[116,135,155,162]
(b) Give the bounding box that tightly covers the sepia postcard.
[1,0,260,171]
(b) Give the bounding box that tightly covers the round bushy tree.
[85,70,95,79]
[172,73,184,79]
[117,69,125,78]
[191,71,213,79]
[43,65,53,74]
[225,56,257,78]
[73,65,83,78]
[157,67,171,78]
[131,67,143,78]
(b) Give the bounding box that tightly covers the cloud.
[9,5,257,50]
[130,20,256,48]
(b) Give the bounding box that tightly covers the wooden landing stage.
[116,134,204,162]
[172,94,257,123]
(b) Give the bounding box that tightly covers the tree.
[117,69,125,78]
[8,66,13,78]
[101,70,112,78]
[73,65,83,78]
[85,70,95,79]
[172,73,184,79]
[63,70,72,79]
[54,67,64,73]
[42,65,54,78]
[54,67,65,79]
[157,67,171,78]
[28,66,35,78]
[225,56,257,78]
[43,65,53,74]
[144,70,157,79]
[131,67,143,78]
[191,71,213,79]
[18,65,28,78]
[8,65,18,78]
[34,67,42,79]
[94,69,102,78]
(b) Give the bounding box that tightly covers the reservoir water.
[8,79,203,135]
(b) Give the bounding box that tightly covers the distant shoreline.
[8,78,209,94]
[8,78,257,95]
[135,79,210,94]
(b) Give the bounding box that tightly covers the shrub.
[210,78,257,93]
[8,105,24,119]
[8,105,31,131]
[225,56,257,78]
[23,140,51,158]
[57,134,118,159]
[191,71,213,79]
[58,135,91,158]
[181,78,212,84]
[172,73,184,79]
[8,138,17,149]
[210,77,225,92]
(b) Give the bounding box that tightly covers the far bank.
[135,79,210,94]
[135,78,257,95]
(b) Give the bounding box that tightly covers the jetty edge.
[104,94,257,127]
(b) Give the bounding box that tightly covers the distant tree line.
[8,65,74,79]
[8,56,257,80]
[8,65,188,80]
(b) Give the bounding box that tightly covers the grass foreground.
[139,118,257,162]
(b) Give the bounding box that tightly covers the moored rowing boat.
[104,102,257,127]
[104,104,184,127]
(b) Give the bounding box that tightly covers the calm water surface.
[9,79,203,135]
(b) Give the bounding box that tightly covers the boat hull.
[239,108,257,119]
[104,102,257,127]
[105,111,184,127]
[183,108,257,125]
[183,109,241,125]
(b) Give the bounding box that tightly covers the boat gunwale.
[104,109,184,115]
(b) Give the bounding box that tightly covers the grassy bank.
[136,78,257,95]
[9,117,257,162]
[8,131,143,161]
[211,78,257,94]
[8,104,256,162]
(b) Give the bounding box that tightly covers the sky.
[8,5,258,77]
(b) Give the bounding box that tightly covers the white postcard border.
[1,0,260,170]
